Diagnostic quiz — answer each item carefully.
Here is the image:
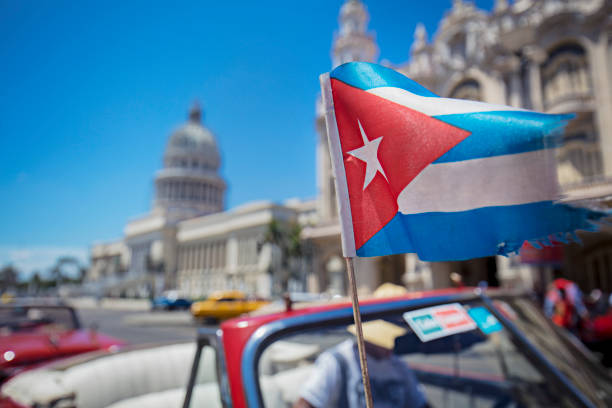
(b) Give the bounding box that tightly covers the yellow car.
[190,290,269,323]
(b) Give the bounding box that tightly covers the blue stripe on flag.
[330,62,438,97]
[433,111,573,163]
[356,201,604,261]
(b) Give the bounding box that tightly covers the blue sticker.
[468,307,502,334]
[409,314,442,336]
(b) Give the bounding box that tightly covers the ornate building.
[154,103,225,221]
[90,104,315,298]
[90,0,611,297]
[304,0,391,295]
[306,0,612,294]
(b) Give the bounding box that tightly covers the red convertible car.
[2,289,612,408]
[182,288,612,408]
[0,303,124,382]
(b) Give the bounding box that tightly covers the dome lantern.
[153,102,226,221]
[189,101,202,123]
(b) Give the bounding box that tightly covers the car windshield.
[255,297,612,408]
[500,297,612,405]
[0,305,78,333]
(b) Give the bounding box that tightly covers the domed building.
[89,103,316,298]
[306,0,612,296]
[154,103,225,221]
[97,103,229,295]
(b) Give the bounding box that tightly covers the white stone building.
[89,104,316,298]
[306,0,612,295]
[88,240,129,288]
[175,200,316,298]
[89,0,611,297]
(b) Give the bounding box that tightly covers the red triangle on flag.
[331,79,470,249]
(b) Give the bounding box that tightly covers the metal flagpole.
[345,257,374,408]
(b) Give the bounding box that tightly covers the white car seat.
[1,342,200,408]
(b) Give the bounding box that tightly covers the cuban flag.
[320,62,605,261]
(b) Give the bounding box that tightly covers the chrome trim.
[183,327,231,408]
[215,328,233,408]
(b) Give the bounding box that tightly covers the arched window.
[449,79,481,101]
[541,43,591,109]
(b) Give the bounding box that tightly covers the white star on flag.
[347,120,388,190]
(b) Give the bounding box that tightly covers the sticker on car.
[468,306,503,334]
[403,303,477,342]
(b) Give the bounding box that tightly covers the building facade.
[175,200,316,298]
[306,0,612,295]
[88,240,129,289]
[89,104,316,298]
[89,0,611,298]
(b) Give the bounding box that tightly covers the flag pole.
[345,257,374,408]
[319,73,374,407]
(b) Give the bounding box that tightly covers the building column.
[317,128,335,221]
[509,71,522,108]
[588,35,612,177]
[494,55,521,107]
[524,46,546,111]
[326,255,346,295]
[429,262,453,289]
[226,236,238,276]
[354,257,379,295]
[403,254,433,291]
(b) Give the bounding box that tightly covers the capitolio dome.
[164,102,220,170]
[154,102,226,221]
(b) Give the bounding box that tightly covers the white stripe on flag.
[397,150,559,215]
[320,73,357,257]
[368,87,525,117]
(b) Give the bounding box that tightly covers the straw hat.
[347,319,407,350]
[373,283,407,299]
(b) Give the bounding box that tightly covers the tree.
[29,271,42,293]
[50,256,84,285]
[0,264,19,292]
[262,219,304,295]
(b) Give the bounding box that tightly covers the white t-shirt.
[300,340,426,408]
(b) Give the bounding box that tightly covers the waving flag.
[320,62,605,261]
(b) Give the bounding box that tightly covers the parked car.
[4,289,612,408]
[151,291,192,311]
[190,290,269,323]
[0,303,124,383]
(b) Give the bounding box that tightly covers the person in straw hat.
[293,319,427,408]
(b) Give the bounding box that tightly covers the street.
[77,307,198,345]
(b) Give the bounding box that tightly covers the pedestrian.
[544,278,588,333]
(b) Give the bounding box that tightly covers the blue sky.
[0,0,494,276]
